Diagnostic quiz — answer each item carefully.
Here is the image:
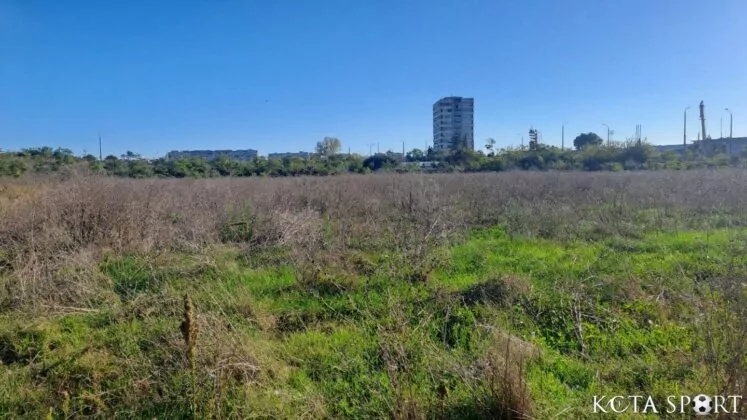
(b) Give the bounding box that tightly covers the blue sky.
[1,0,745,158]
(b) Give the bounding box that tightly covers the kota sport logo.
[593,394,743,415]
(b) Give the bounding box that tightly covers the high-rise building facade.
[432,97,474,151]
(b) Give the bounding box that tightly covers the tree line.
[0,133,743,179]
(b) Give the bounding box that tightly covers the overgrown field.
[0,171,745,419]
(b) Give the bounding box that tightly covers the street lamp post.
[516,134,524,149]
[725,108,733,138]
[602,124,610,146]
[562,121,568,151]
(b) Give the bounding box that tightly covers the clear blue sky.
[1,0,745,158]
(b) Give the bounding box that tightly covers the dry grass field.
[0,171,745,418]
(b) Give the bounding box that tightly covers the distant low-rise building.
[267,151,314,160]
[654,137,747,156]
[383,151,404,161]
[653,144,686,153]
[165,149,258,161]
[412,161,439,168]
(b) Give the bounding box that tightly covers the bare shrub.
[461,275,531,308]
[479,332,537,419]
[0,247,116,310]
[260,208,323,250]
[438,332,538,419]
[699,275,747,411]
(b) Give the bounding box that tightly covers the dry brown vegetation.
[2,170,746,310]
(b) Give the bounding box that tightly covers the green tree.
[618,143,651,167]
[281,157,307,175]
[103,155,129,176]
[212,155,241,176]
[347,156,368,173]
[427,147,449,162]
[363,154,399,171]
[38,147,54,158]
[128,159,154,178]
[406,148,425,162]
[518,153,544,170]
[53,148,75,161]
[266,157,286,176]
[573,132,604,151]
[185,158,212,177]
[151,158,172,177]
[485,138,496,156]
[315,137,342,157]
[121,150,141,161]
[479,157,505,172]
[445,147,481,167]
[0,157,28,177]
[88,160,104,172]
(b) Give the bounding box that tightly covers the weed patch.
[1,173,747,418]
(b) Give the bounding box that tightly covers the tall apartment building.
[433,97,474,151]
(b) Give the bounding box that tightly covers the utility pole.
[367,143,375,156]
[98,134,103,161]
[684,106,690,150]
[602,124,610,146]
[725,108,733,138]
[562,122,568,151]
[377,143,380,154]
[720,117,723,138]
[699,100,707,142]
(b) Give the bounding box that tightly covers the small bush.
[461,275,531,307]
[101,255,164,301]
[219,200,255,243]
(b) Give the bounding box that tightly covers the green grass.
[1,222,745,418]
